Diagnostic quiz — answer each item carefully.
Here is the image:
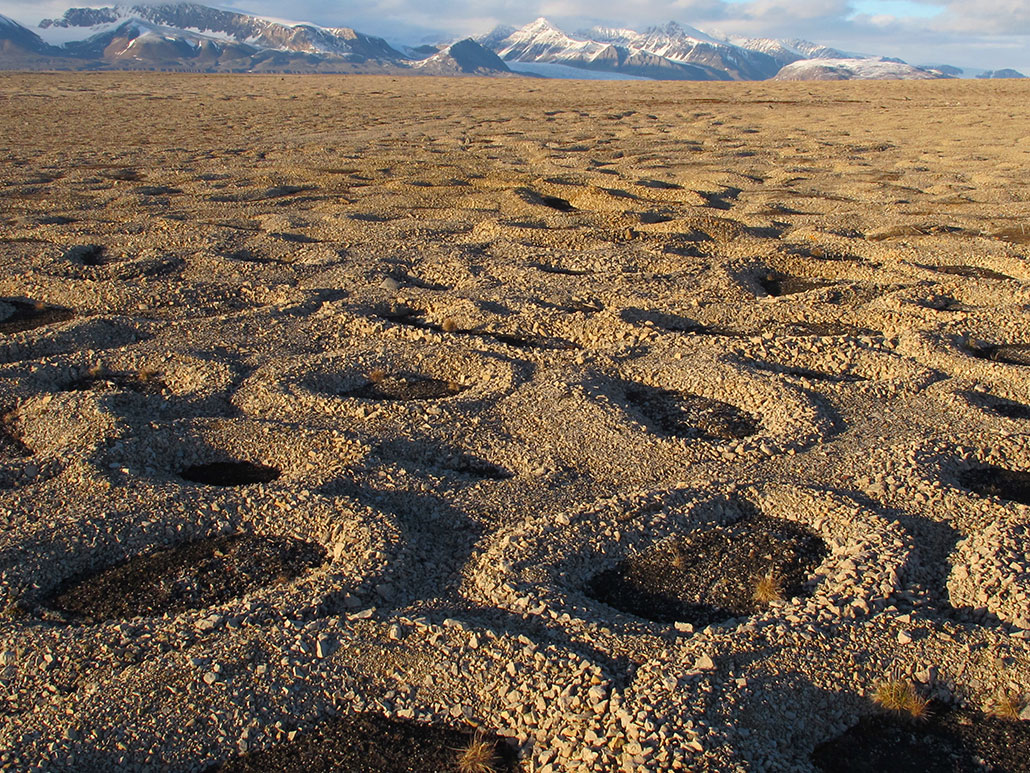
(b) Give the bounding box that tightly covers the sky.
[3,0,1029,73]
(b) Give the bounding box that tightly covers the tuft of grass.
[987,689,1025,720]
[368,368,387,384]
[87,363,108,379]
[137,367,160,383]
[874,679,930,720]
[456,732,499,773]
[442,317,460,333]
[669,545,687,571]
[753,570,784,604]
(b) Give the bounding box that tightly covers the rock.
[379,277,401,291]
[316,636,335,658]
[897,631,912,645]
[694,655,716,671]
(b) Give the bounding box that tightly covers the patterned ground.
[0,73,1029,771]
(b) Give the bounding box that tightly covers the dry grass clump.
[368,368,387,384]
[752,570,784,603]
[987,689,1026,720]
[87,363,109,379]
[455,732,499,773]
[442,317,460,333]
[137,366,161,383]
[874,679,930,720]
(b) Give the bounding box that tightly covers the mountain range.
[0,5,1024,80]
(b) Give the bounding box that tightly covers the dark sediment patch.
[225,249,284,265]
[344,374,468,402]
[0,409,31,459]
[965,342,1030,367]
[270,232,321,244]
[697,188,741,210]
[587,506,826,625]
[210,185,312,203]
[348,213,394,223]
[180,461,282,487]
[44,534,325,623]
[812,708,1030,773]
[518,188,575,212]
[973,394,1030,421]
[750,361,866,384]
[924,264,1013,281]
[636,179,683,190]
[529,262,591,276]
[64,244,112,266]
[135,185,182,196]
[619,308,704,334]
[443,454,514,481]
[993,226,1030,245]
[62,369,166,395]
[0,299,76,335]
[476,330,581,351]
[758,273,834,297]
[777,322,880,338]
[621,383,758,440]
[958,466,1030,507]
[212,714,520,773]
[785,245,861,262]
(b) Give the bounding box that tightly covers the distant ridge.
[0,7,1018,78]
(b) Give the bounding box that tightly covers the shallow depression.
[586,504,827,625]
[44,533,326,622]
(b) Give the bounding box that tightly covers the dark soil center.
[0,300,76,335]
[62,370,166,395]
[622,383,758,440]
[344,374,468,402]
[587,508,827,625]
[0,411,31,459]
[180,461,282,487]
[812,709,1030,773]
[758,274,832,297]
[968,393,1030,421]
[930,264,1013,281]
[958,466,1030,506]
[64,244,114,266]
[751,361,866,384]
[966,343,1030,367]
[44,534,326,622]
[212,714,520,773]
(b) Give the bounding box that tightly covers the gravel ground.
[0,73,1029,771]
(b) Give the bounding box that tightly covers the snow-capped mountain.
[0,8,1002,79]
[774,57,947,81]
[37,3,404,63]
[718,36,850,68]
[411,38,513,75]
[481,18,930,81]
[585,22,781,80]
[0,12,54,54]
[484,17,731,80]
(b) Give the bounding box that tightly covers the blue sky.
[5,0,1029,72]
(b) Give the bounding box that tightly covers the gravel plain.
[0,73,1029,771]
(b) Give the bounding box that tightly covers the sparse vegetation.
[368,368,387,383]
[442,317,460,333]
[137,366,161,383]
[752,569,784,603]
[874,679,930,720]
[987,689,1025,720]
[456,732,499,773]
